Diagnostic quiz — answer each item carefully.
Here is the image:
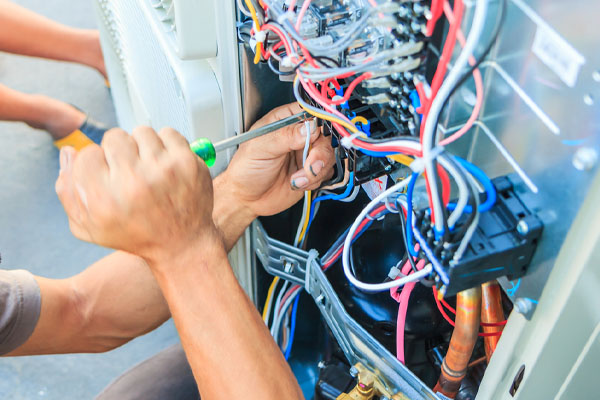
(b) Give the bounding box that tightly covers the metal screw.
[583,94,595,106]
[514,297,534,315]
[592,70,600,82]
[573,147,598,171]
[349,366,359,378]
[516,220,529,235]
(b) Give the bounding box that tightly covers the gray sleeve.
[0,269,41,355]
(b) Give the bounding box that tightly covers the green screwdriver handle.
[190,111,309,168]
[190,138,216,167]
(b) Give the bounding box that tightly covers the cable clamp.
[341,132,367,149]
[410,146,444,173]
[305,249,319,293]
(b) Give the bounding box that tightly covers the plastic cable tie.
[281,56,294,68]
[410,146,444,173]
[341,131,367,149]
[305,249,319,292]
[388,266,402,280]
[254,30,267,43]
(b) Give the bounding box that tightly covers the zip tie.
[305,249,319,292]
[254,30,267,43]
[410,146,444,173]
[341,131,367,149]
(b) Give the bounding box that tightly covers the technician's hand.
[55,127,220,264]
[218,102,335,218]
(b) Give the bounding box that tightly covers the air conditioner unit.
[93,0,239,173]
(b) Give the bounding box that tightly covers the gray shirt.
[0,269,41,355]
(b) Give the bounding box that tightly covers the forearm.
[0,1,99,68]
[9,252,170,356]
[151,235,303,400]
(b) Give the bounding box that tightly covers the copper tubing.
[434,287,482,399]
[481,280,505,362]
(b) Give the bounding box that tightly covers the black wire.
[398,209,418,273]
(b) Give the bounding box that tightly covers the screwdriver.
[190,111,310,167]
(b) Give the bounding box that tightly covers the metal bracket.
[252,221,439,400]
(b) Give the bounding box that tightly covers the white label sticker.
[532,24,585,88]
[362,175,388,201]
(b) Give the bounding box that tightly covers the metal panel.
[443,0,600,310]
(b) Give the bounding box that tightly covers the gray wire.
[237,0,252,17]
[438,155,469,228]
[453,161,481,260]
[422,0,489,233]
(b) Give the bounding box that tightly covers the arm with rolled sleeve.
[0,269,41,355]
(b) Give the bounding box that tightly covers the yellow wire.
[388,154,415,167]
[294,77,360,134]
[244,0,263,64]
[297,190,312,244]
[262,276,280,322]
[351,116,369,125]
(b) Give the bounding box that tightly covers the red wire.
[329,73,372,105]
[432,288,506,336]
[438,163,451,207]
[425,0,445,37]
[420,0,464,137]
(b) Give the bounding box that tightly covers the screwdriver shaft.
[212,111,309,153]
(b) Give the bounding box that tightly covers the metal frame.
[252,221,439,400]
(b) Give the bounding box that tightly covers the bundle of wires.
[244,0,507,362]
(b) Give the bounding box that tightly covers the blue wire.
[447,157,496,213]
[359,149,394,157]
[284,293,300,360]
[406,173,419,258]
[302,173,355,244]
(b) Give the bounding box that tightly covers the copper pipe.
[434,287,482,399]
[481,280,505,362]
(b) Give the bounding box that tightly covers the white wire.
[294,192,309,246]
[293,120,313,247]
[422,0,488,232]
[438,155,469,228]
[270,280,290,335]
[237,0,252,17]
[271,289,300,344]
[341,178,435,292]
[302,119,311,164]
[454,161,481,260]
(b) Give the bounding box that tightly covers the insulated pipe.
[434,287,482,399]
[481,281,505,362]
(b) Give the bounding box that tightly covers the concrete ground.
[0,1,178,398]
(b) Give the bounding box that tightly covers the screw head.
[517,220,529,235]
[573,147,598,171]
[349,366,359,378]
[514,297,534,314]
[583,94,595,106]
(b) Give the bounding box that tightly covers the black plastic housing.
[442,176,543,296]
